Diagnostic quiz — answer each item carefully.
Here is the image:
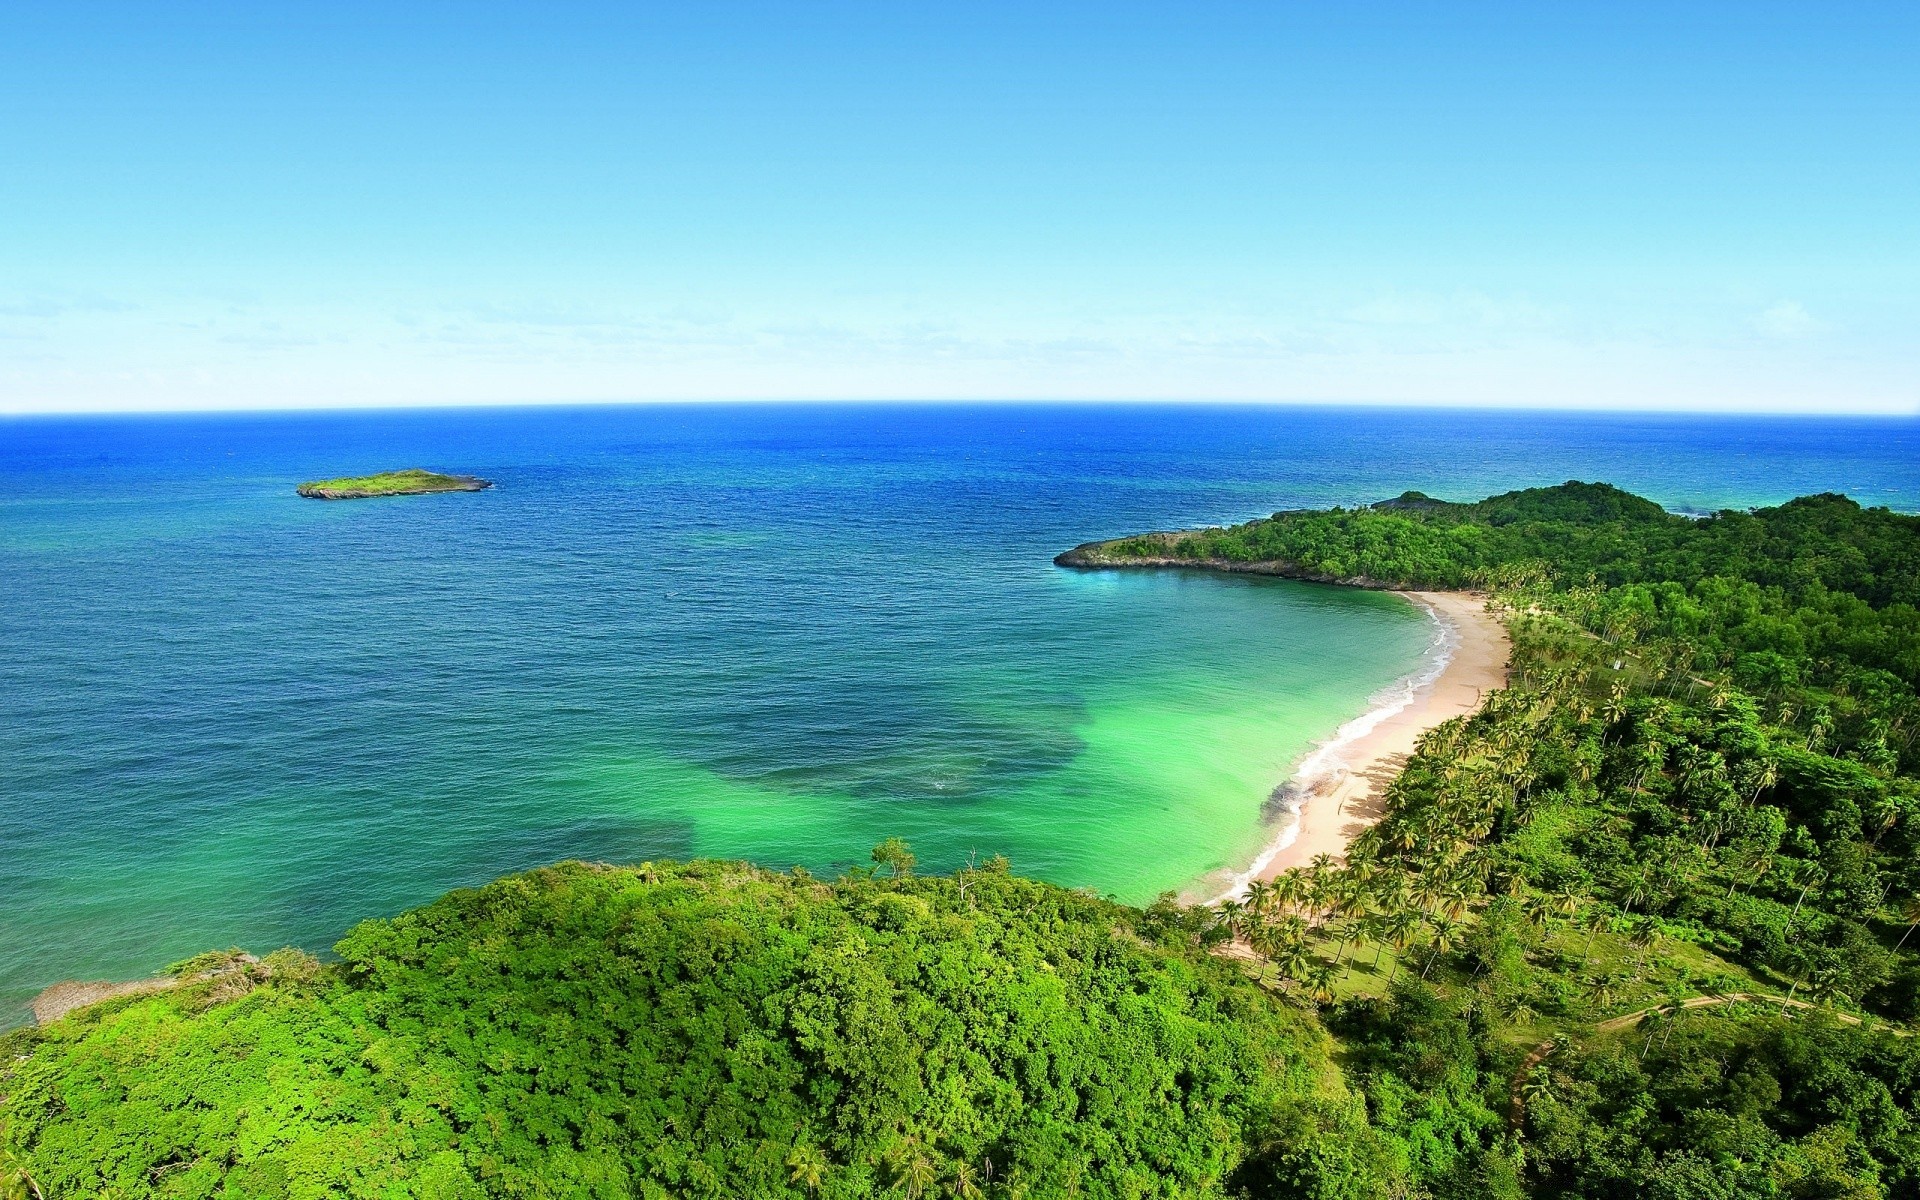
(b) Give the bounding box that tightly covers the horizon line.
[5,396,1918,420]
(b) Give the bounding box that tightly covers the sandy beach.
[1223,590,1509,895]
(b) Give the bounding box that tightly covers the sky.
[2,1,1916,414]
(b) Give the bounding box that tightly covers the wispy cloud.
[1753,300,1826,339]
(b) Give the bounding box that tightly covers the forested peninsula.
[6,483,1919,1199]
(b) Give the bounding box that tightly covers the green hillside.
[0,859,1379,1199]
[8,482,1919,1199]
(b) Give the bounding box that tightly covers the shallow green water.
[4,403,1914,1020]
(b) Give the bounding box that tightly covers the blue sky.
[2,2,1915,413]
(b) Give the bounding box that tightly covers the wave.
[1207,596,1458,903]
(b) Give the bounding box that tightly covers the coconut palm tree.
[1276,938,1314,986]
[1366,914,1394,971]
[1410,872,1450,916]
[1727,847,1772,899]
[948,1162,984,1200]
[1383,911,1423,982]
[1271,868,1307,916]
[1522,893,1558,934]
[1744,756,1779,808]
[787,1146,828,1194]
[1421,917,1462,979]
[1584,973,1621,1013]
[1788,863,1827,922]
[1243,879,1273,920]
[1893,895,1920,952]
[888,1141,938,1199]
[1808,966,1851,1010]
[1305,963,1338,1005]
[1579,907,1613,964]
[1303,875,1335,922]
[1627,916,1660,972]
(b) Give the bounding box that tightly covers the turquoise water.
[3,404,1916,1020]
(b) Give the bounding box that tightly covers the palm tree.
[1727,847,1772,899]
[888,1141,938,1199]
[1621,869,1653,915]
[1410,871,1450,916]
[1421,917,1462,979]
[1580,907,1613,964]
[1600,692,1630,746]
[1271,869,1307,916]
[1216,898,1247,942]
[787,1146,828,1194]
[1384,911,1423,982]
[948,1161,984,1200]
[1305,963,1338,1005]
[1275,938,1314,986]
[1522,893,1558,934]
[1638,1010,1665,1060]
[1868,797,1902,848]
[1374,872,1412,913]
[1243,879,1273,920]
[1344,919,1375,972]
[1781,949,1813,1006]
[1627,916,1659,973]
[1303,876,1334,922]
[1893,895,1920,952]
[1584,973,1621,1013]
[1808,967,1850,1010]
[1788,864,1827,921]
[1366,914,1393,971]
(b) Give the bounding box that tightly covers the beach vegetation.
[1161,482,1920,1197]
[7,481,1919,1197]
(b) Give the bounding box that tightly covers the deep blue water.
[2,403,1916,1021]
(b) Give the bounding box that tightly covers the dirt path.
[1508,993,1878,1128]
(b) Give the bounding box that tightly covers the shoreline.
[1200,589,1510,901]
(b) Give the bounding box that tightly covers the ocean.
[2,403,1915,1020]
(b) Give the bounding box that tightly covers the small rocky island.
[296,468,492,500]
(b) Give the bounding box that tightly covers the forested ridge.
[5,482,1919,1199]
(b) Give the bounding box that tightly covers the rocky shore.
[1053,534,1404,590]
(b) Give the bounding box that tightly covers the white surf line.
[1208,595,1457,904]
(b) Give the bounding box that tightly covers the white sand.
[1210,590,1510,898]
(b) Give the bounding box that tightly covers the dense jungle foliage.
[0,858,1385,1199]
[1125,482,1920,1198]
[6,482,1918,1199]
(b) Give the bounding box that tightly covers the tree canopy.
[1,859,1384,1199]
[8,481,1920,1199]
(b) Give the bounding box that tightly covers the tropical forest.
[5,482,1918,1200]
